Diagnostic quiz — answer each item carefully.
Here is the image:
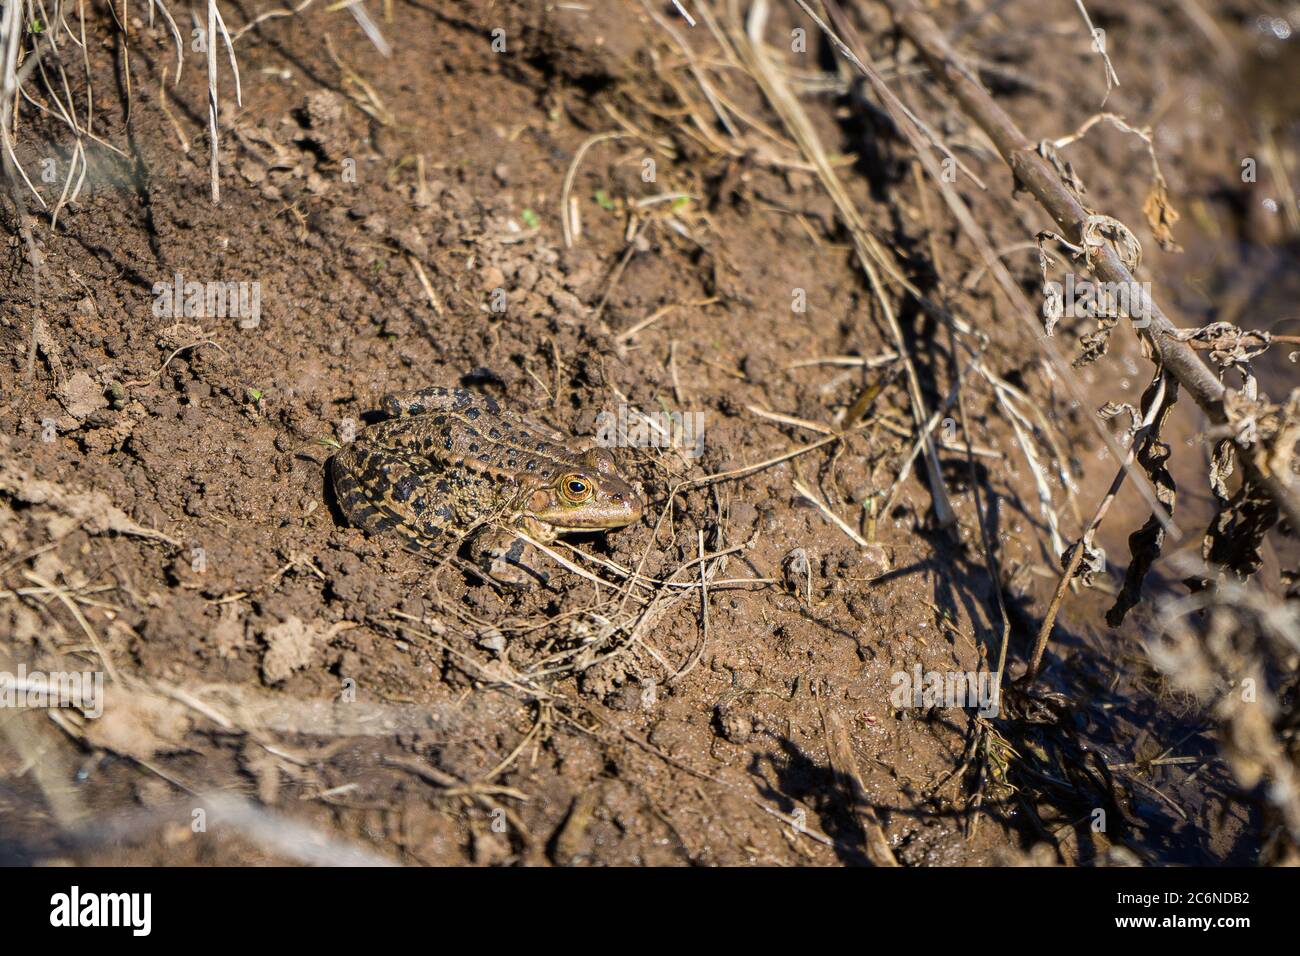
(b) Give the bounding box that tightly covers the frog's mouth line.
[528,520,633,534]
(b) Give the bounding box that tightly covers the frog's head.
[522,448,643,533]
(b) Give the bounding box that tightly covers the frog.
[330,386,643,585]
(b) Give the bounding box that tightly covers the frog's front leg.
[465,523,553,589]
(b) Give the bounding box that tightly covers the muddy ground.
[0,0,1295,865]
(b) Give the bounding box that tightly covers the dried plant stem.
[1071,0,1120,98]
[1024,373,1169,682]
[881,355,981,517]
[205,1,219,202]
[793,478,869,547]
[232,0,317,42]
[736,0,955,528]
[22,569,121,684]
[560,131,625,248]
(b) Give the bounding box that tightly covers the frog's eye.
[559,473,594,504]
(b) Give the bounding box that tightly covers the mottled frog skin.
[331,386,642,560]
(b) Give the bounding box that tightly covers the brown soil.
[0,0,1292,865]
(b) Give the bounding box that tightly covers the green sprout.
[521,208,540,229]
[594,189,616,211]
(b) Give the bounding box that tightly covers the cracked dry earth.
[0,0,1282,865]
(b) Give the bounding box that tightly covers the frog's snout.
[614,487,643,525]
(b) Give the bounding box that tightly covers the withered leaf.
[1142,179,1182,253]
[1074,316,1119,368]
[1107,374,1179,626]
[1187,477,1278,591]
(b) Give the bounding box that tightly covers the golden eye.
[560,473,593,503]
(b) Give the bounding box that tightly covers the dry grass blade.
[149,0,185,77]
[880,355,981,518]
[748,404,833,435]
[323,31,394,123]
[1024,373,1170,682]
[793,477,868,547]
[22,569,121,684]
[986,371,1068,558]
[641,0,738,138]
[730,0,955,528]
[678,420,869,490]
[0,0,52,310]
[785,351,898,370]
[343,0,392,57]
[561,131,625,248]
[818,698,899,866]
[205,1,221,203]
[232,0,318,43]
[1071,0,1120,99]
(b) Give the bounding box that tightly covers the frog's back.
[332,385,642,556]
[377,386,588,486]
[331,440,456,550]
[331,386,562,552]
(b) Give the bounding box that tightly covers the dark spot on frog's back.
[466,406,481,420]
[393,473,420,502]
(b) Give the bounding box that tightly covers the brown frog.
[331,386,642,583]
